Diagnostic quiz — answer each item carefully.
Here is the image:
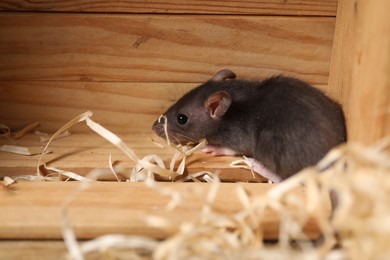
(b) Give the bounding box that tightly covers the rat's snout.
[152,116,166,139]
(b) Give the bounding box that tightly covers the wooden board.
[327,0,355,104]
[0,133,265,182]
[0,81,328,133]
[328,0,390,144]
[0,182,325,240]
[0,241,66,260]
[0,0,338,16]
[0,81,196,133]
[0,13,335,85]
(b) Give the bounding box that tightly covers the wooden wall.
[328,0,390,145]
[0,0,337,134]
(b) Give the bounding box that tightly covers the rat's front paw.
[202,146,238,157]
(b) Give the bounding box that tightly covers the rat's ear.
[205,91,232,119]
[210,69,236,82]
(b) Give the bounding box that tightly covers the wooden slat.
[0,240,138,259]
[0,241,66,260]
[0,13,335,85]
[0,133,265,182]
[0,0,338,16]
[327,0,354,104]
[0,81,328,134]
[0,182,324,239]
[328,0,390,144]
[0,81,196,133]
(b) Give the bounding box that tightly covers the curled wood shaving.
[37,111,93,176]
[33,111,175,180]
[159,115,170,146]
[230,156,255,179]
[2,176,16,187]
[108,154,120,182]
[0,124,10,137]
[175,171,216,183]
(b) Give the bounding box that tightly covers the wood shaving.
[39,130,71,142]
[108,154,120,182]
[5,111,389,259]
[0,144,48,156]
[0,124,11,137]
[34,130,49,136]
[62,140,390,259]
[30,111,198,182]
[230,156,256,179]
[2,176,16,187]
[80,235,158,255]
[13,122,40,139]
[37,111,93,176]
[44,165,94,182]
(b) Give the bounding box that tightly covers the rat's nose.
[152,116,165,136]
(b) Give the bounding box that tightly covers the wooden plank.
[0,241,66,260]
[0,0,338,16]
[0,240,138,259]
[328,0,390,144]
[0,182,325,240]
[0,81,328,134]
[0,133,265,182]
[327,0,355,104]
[0,13,335,85]
[0,81,196,134]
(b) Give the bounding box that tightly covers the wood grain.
[0,182,325,239]
[0,81,328,134]
[0,13,335,85]
[348,0,390,143]
[0,81,196,133]
[0,133,265,182]
[0,241,66,260]
[328,0,390,144]
[0,0,338,16]
[327,0,355,104]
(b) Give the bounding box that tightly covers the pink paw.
[202,145,238,157]
[246,158,282,183]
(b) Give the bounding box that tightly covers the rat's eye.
[176,114,188,125]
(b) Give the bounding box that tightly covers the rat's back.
[247,76,347,179]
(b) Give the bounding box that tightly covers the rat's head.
[152,69,236,145]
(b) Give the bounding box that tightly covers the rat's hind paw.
[246,158,282,183]
[202,146,238,157]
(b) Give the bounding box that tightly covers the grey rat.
[152,69,347,182]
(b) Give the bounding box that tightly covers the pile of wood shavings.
[71,139,390,259]
[1,111,204,183]
[3,112,389,259]
[153,142,390,259]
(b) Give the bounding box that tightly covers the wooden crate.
[0,0,389,258]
